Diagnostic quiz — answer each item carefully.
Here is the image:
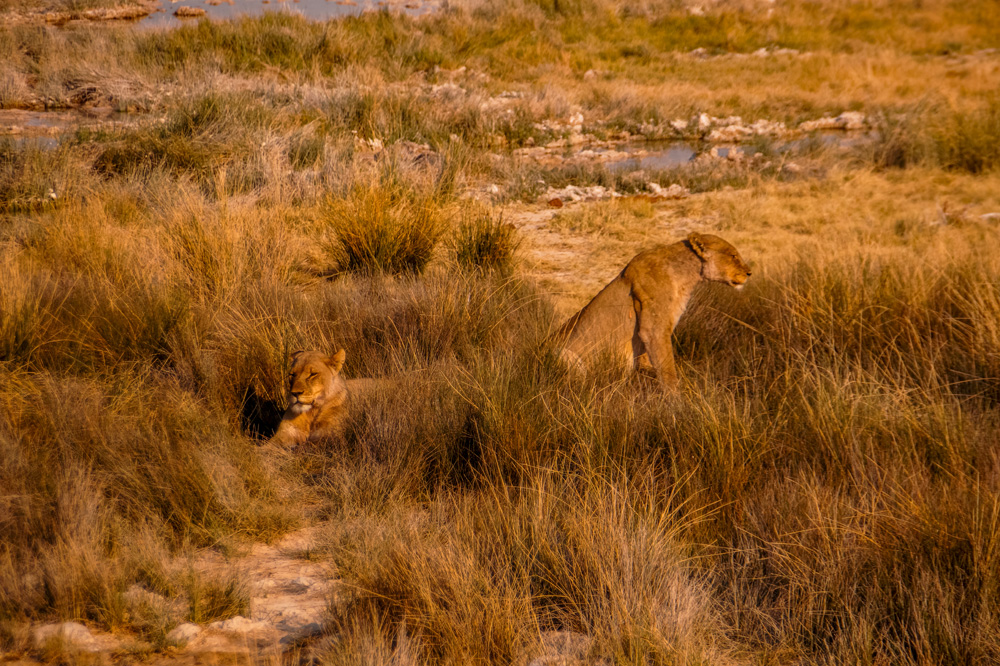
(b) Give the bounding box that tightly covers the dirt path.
[21,528,336,665]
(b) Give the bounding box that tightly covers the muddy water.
[138,0,435,28]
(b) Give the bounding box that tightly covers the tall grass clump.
[865,99,1000,173]
[454,205,520,274]
[323,470,720,665]
[323,173,446,276]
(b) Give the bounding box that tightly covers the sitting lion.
[269,349,350,449]
[553,232,751,388]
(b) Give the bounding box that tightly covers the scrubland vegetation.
[2,0,1000,664]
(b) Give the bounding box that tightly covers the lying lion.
[269,349,352,449]
[553,232,751,388]
[269,349,418,449]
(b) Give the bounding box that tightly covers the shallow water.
[605,143,697,171]
[3,136,60,150]
[604,131,868,171]
[138,0,433,28]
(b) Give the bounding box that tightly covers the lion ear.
[686,232,707,259]
[290,350,305,362]
[328,349,346,373]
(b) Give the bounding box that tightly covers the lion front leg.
[269,418,307,449]
[635,306,679,391]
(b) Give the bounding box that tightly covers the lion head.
[686,232,752,290]
[285,349,347,415]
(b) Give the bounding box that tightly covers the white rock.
[583,69,597,80]
[428,83,464,100]
[208,616,272,634]
[287,576,321,592]
[837,111,866,130]
[33,622,102,652]
[166,623,203,646]
[670,119,689,132]
[800,111,866,131]
[648,182,690,199]
[708,125,753,142]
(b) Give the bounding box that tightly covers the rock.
[428,83,465,101]
[981,213,1000,223]
[837,111,866,130]
[166,623,203,647]
[749,119,787,135]
[583,69,597,80]
[208,616,273,634]
[174,6,206,17]
[708,125,753,142]
[540,184,618,204]
[32,622,116,653]
[547,197,564,208]
[648,182,690,199]
[670,119,689,132]
[800,111,867,131]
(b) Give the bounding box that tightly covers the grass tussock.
[454,204,520,273]
[323,174,447,276]
[865,99,1000,173]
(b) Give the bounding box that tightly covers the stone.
[32,622,115,653]
[648,182,689,199]
[837,111,866,130]
[800,111,867,132]
[208,616,272,634]
[583,69,597,80]
[708,125,753,142]
[166,623,203,647]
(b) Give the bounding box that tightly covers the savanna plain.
[2,0,1000,663]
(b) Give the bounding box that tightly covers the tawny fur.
[553,232,751,388]
[269,349,350,449]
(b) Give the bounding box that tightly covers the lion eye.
[308,372,317,379]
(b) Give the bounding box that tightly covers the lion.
[553,232,751,388]
[269,349,351,449]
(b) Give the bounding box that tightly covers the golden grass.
[1,2,1000,663]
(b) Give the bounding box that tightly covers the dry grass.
[1,2,1000,664]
